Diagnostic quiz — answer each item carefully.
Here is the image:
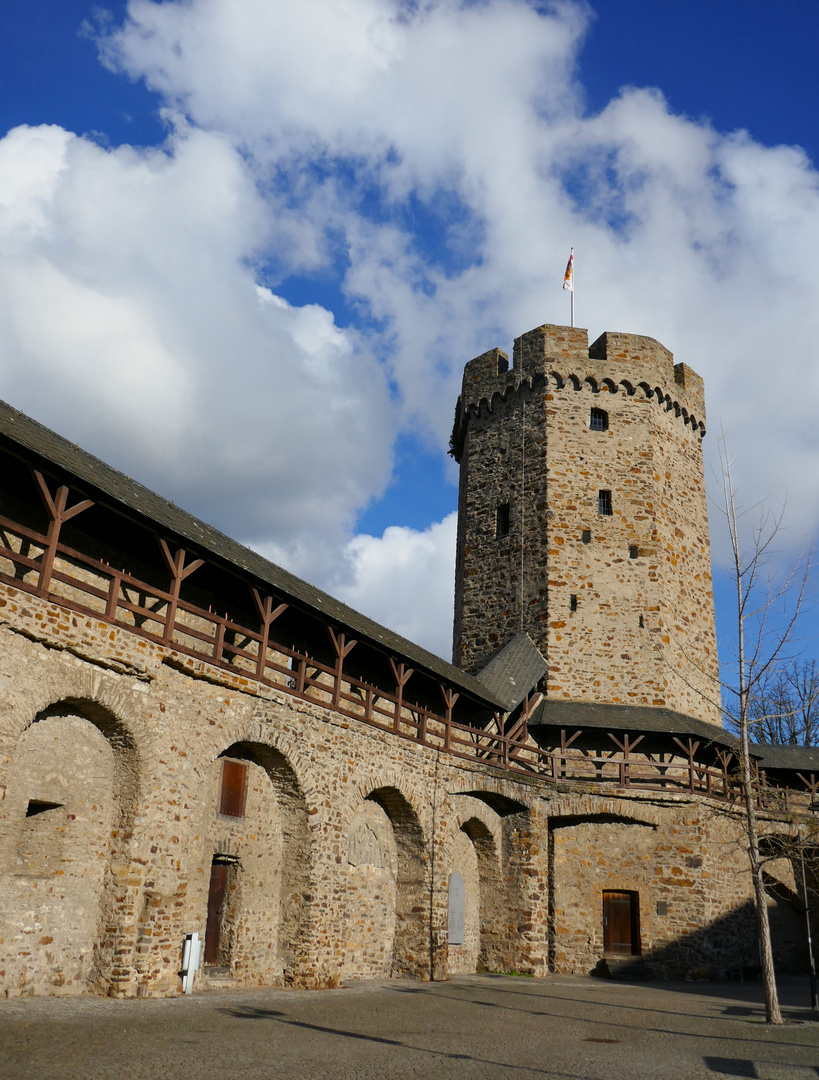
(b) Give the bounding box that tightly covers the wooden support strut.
[672,736,701,793]
[506,692,543,760]
[158,538,204,644]
[33,471,94,597]
[327,626,357,708]
[439,685,460,751]
[797,771,819,797]
[607,732,645,787]
[556,726,582,778]
[389,659,413,733]
[253,589,288,678]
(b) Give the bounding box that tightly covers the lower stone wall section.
[0,586,807,997]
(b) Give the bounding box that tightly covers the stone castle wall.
[452,324,719,723]
[0,580,796,999]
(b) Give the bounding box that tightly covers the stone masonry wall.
[452,324,719,724]
[0,581,788,998]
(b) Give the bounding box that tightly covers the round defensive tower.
[450,323,720,725]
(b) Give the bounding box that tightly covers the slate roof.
[475,632,548,712]
[529,698,742,754]
[0,399,506,710]
[751,742,819,773]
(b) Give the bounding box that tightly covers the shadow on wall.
[365,787,430,980]
[589,890,811,982]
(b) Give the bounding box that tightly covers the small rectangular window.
[581,529,591,544]
[570,594,578,612]
[496,503,510,538]
[497,355,509,375]
[219,759,247,817]
[598,490,612,516]
[590,407,608,431]
[629,544,638,559]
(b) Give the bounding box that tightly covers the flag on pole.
[562,248,574,292]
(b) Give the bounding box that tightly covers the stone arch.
[364,785,428,979]
[547,798,658,975]
[460,816,506,973]
[0,696,139,996]
[207,740,311,985]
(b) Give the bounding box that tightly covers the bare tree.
[714,432,814,1026]
[743,659,819,747]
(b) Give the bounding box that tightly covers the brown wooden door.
[205,862,229,965]
[603,891,637,955]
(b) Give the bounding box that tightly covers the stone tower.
[450,324,720,725]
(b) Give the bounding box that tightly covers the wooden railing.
[0,475,810,809]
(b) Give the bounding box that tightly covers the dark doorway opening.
[204,856,240,968]
[603,890,640,956]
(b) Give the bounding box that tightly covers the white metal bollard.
[179,932,202,994]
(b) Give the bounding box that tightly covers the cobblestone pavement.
[1,976,817,1080]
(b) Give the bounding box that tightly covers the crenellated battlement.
[450,325,706,461]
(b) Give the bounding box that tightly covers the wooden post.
[607,732,644,788]
[253,589,288,679]
[158,539,204,645]
[33,471,94,597]
[213,619,226,663]
[327,626,357,708]
[559,727,583,778]
[105,571,122,620]
[673,737,700,794]
[439,685,460,752]
[389,659,413,733]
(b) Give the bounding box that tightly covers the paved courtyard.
[1,975,817,1080]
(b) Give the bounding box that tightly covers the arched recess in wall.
[548,812,656,976]
[210,742,311,985]
[0,699,138,996]
[460,817,506,973]
[364,786,427,979]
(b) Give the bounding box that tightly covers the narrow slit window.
[496,503,510,538]
[598,490,612,516]
[570,594,578,612]
[219,759,247,818]
[639,615,645,628]
[581,529,591,544]
[629,544,638,559]
[590,407,608,431]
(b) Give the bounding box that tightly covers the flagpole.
[563,247,574,327]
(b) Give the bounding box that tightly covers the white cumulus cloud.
[1,0,818,657]
[335,512,457,660]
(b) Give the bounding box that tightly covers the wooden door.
[205,862,229,965]
[603,890,637,956]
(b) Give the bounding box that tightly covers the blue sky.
[1,0,818,673]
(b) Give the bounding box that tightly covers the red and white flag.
[562,248,574,292]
